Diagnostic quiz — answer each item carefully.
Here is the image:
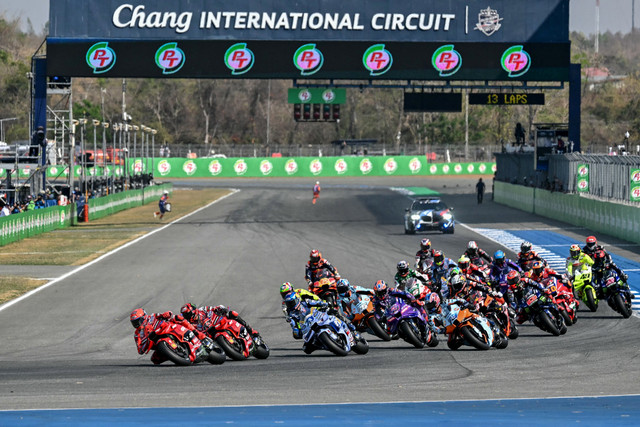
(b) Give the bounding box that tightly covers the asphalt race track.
[0,176,639,413]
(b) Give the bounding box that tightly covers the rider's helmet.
[374,280,389,299]
[494,250,506,266]
[570,244,581,260]
[284,292,301,310]
[424,292,441,311]
[130,308,148,328]
[467,241,478,255]
[180,303,197,322]
[433,250,444,266]
[450,274,467,294]
[506,270,521,288]
[449,267,462,278]
[586,236,597,251]
[520,241,532,255]
[531,260,544,277]
[420,238,431,251]
[163,190,169,195]
[458,256,470,271]
[279,282,294,299]
[309,249,322,267]
[336,279,350,296]
[397,260,410,277]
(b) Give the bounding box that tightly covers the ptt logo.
[86,42,116,74]
[224,43,254,75]
[155,43,185,74]
[363,44,393,76]
[293,44,324,76]
[501,46,531,78]
[432,45,462,77]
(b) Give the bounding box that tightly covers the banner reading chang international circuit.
[47,0,570,81]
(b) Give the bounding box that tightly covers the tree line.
[0,14,638,153]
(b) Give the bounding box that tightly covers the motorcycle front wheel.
[460,324,491,350]
[399,320,425,349]
[252,336,270,359]
[318,332,349,356]
[538,311,561,336]
[156,341,193,366]
[207,346,226,365]
[367,315,391,341]
[584,286,598,312]
[613,293,632,319]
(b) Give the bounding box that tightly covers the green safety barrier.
[0,184,172,247]
[42,157,495,179]
[147,156,496,178]
[495,181,640,244]
[0,205,73,246]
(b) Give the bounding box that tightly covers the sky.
[0,0,638,36]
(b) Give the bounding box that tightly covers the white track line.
[0,189,240,313]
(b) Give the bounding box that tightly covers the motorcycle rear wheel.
[584,287,598,312]
[399,321,425,349]
[156,341,193,366]
[460,324,491,350]
[613,293,632,319]
[367,316,391,341]
[215,336,247,361]
[538,311,561,336]
[318,332,349,356]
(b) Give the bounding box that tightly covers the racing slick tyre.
[447,335,463,350]
[252,336,270,359]
[399,320,425,349]
[560,309,573,326]
[494,332,509,349]
[460,324,491,350]
[318,332,349,357]
[426,330,439,348]
[538,311,561,336]
[585,287,598,312]
[352,338,370,355]
[156,341,193,366]
[206,346,226,365]
[613,293,632,319]
[215,336,247,361]
[367,316,391,341]
[508,324,519,340]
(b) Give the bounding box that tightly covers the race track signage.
[47,0,570,81]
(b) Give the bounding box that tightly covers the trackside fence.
[494,181,640,244]
[0,184,172,247]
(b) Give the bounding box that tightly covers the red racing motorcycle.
[205,315,270,361]
[145,320,226,366]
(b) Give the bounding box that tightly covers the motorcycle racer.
[180,303,260,338]
[305,249,341,286]
[336,279,374,320]
[506,270,549,324]
[517,241,547,271]
[565,244,594,282]
[371,280,421,317]
[394,260,431,292]
[427,250,456,298]
[526,260,571,290]
[458,255,490,284]
[463,241,493,266]
[582,236,609,260]
[415,238,435,272]
[130,308,213,365]
[592,249,629,288]
[283,292,330,351]
[279,282,321,315]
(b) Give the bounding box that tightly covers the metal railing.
[495,152,640,204]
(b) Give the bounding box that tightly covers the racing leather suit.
[134,311,203,364]
[428,258,457,299]
[305,258,340,285]
[415,248,435,272]
[338,284,374,321]
[283,298,329,352]
[189,305,258,337]
[517,250,547,271]
[281,288,321,316]
[464,248,493,266]
[511,277,548,324]
[566,252,594,281]
[394,269,430,292]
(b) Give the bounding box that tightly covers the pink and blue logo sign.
[363,44,393,76]
[501,46,531,78]
[86,42,116,74]
[224,43,254,75]
[432,45,462,77]
[155,43,185,74]
[293,44,324,76]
